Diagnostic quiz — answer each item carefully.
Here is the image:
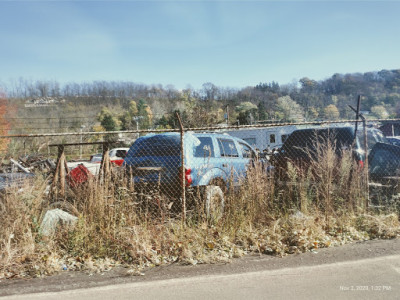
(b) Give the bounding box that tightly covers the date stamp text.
[339,285,392,292]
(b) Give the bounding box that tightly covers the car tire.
[203,185,225,223]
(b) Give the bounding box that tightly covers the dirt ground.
[1,238,399,297]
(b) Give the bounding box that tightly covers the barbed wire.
[0,118,398,139]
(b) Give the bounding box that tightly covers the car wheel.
[203,185,225,223]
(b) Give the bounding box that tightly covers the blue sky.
[1,0,400,90]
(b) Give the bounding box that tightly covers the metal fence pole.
[176,112,186,222]
[362,118,369,209]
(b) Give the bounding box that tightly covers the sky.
[1,0,400,90]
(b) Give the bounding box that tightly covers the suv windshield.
[129,135,181,157]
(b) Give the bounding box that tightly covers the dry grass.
[1,144,399,279]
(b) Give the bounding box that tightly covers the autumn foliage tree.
[324,104,340,120]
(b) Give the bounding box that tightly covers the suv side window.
[194,137,215,158]
[239,143,254,158]
[217,138,239,157]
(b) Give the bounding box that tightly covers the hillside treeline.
[2,69,400,132]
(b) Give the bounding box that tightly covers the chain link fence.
[1,119,400,221]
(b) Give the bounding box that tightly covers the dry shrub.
[276,134,366,218]
[0,175,50,278]
[355,213,400,239]
[308,137,365,215]
[224,160,275,227]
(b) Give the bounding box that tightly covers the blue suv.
[123,132,257,217]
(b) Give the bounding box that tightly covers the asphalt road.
[1,239,400,299]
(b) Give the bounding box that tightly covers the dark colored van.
[272,126,368,178]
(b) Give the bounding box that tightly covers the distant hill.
[2,69,400,133]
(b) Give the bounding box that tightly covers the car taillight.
[180,167,192,186]
[185,167,192,186]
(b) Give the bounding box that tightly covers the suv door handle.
[222,164,228,167]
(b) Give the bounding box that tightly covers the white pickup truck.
[67,148,129,175]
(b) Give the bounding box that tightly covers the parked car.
[271,126,387,179]
[123,132,257,217]
[89,148,129,166]
[108,147,129,166]
[67,147,129,175]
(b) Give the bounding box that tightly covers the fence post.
[52,145,66,198]
[99,142,111,180]
[362,118,369,209]
[176,112,186,223]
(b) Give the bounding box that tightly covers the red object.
[184,167,192,186]
[111,159,124,166]
[67,164,92,187]
[179,167,192,186]
[358,160,364,169]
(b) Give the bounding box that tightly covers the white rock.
[40,209,78,236]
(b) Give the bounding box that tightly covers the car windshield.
[129,135,181,157]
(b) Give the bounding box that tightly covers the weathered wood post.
[99,142,111,181]
[52,145,67,197]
